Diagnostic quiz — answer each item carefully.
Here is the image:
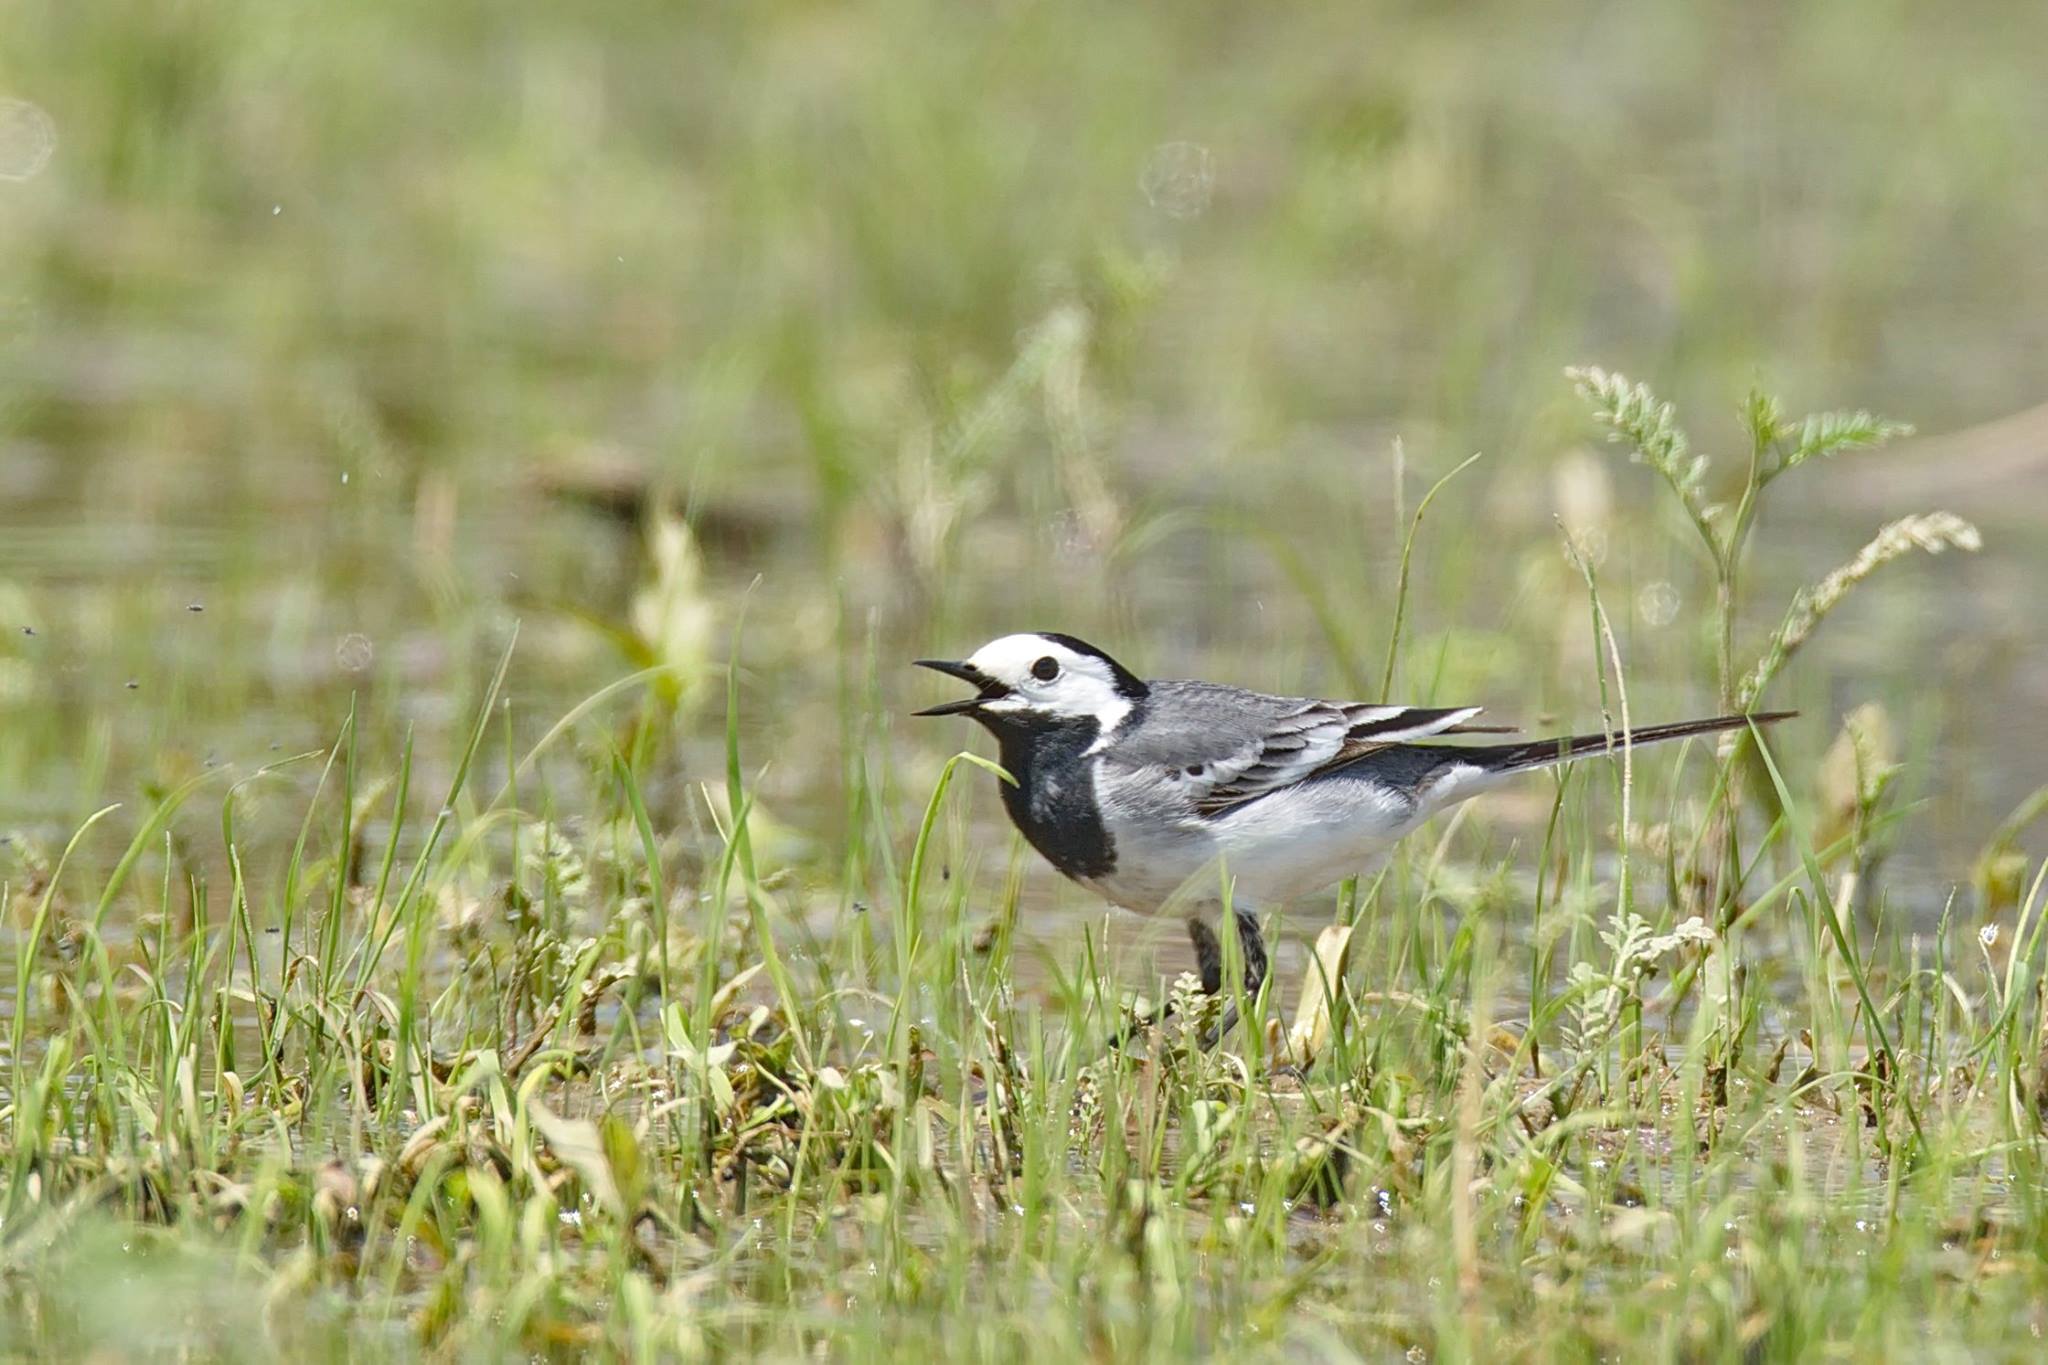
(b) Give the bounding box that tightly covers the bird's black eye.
[1031,656,1060,681]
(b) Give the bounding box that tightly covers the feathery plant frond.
[1741,387,1786,456]
[1567,364,1976,1061]
[1738,511,1981,708]
[1566,913,1716,1058]
[1566,365,1938,712]
[1740,389,1914,486]
[1565,366,1714,533]
[1783,409,1915,476]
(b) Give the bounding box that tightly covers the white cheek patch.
[1084,696,1133,751]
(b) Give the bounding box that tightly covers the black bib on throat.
[990,716,1115,881]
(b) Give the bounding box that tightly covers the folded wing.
[1102,681,1509,814]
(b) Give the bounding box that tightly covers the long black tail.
[1452,711,1795,776]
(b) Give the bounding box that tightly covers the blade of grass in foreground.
[352,626,517,997]
[1753,724,1926,1164]
[348,627,518,1122]
[612,746,670,1010]
[893,747,1013,1054]
[719,598,813,1070]
[1381,449,1484,702]
[90,769,232,933]
[279,700,352,987]
[9,804,121,1073]
[485,662,678,809]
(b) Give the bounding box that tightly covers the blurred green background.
[2,0,2042,905]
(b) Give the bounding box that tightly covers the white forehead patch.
[965,634,1089,685]
[965,633,1135,733]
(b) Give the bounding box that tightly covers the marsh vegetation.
[4,1,2048,1359]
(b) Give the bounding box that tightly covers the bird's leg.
[1188,915,1225,996]
[1233,910,1268,1000]
[1105,911,1270,1054]
[1101,925,1200,1052]
[1194,910,1267,1048]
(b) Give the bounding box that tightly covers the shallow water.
[3,434,2039,1029]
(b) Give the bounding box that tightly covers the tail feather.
[1450,710,1795,776]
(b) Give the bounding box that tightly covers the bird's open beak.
[913,659,1007,716]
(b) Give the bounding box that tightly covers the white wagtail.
[916,632,1790,1026]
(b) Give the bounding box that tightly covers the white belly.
[1090,776,1431,912]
